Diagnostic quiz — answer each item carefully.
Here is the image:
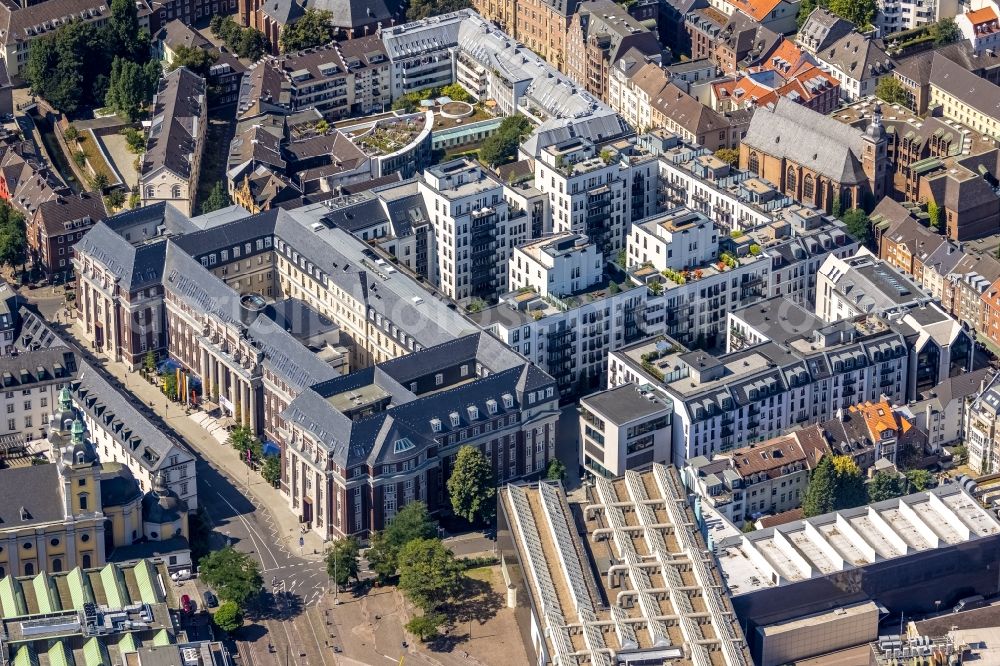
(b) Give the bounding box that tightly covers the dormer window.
[502,393,513,409]
[486,399,497,414]
[430,418,441,432]
[467,406,478,421]
[450,412,460,427]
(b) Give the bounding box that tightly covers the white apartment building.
[609,312,911,465]
[579,383,672,478]
[815,250,933,323]
[419,158,528,303]
[629,208,719,271]
[644,135,794,233]
[471,282,662,398]
[534,138,632,259]
[967,373,1000,474]
[509,233,603,298]
[877,0,960,34]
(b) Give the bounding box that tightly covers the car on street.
[203,590,218,608]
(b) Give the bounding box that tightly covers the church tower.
[860,103,889,207]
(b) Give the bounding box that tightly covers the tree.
[261,455,281,486]
[440,83,470,102]
[841,208,872,249]
[167,45,218,77]
[105,188,126,210]
[201,182,229,215]
[546,458,567,481]
[397,538,463,612]
[108,0,148,62]
[228,425,257,456]
[105,57,155,122]
[748,243,762,256]
[831,194,842,219]
[0,204,26,269]
[280,9,335,53]
[212,601,243,633]
[875,76,908,107]
[211,17,269,61]
[198,547,263,609]
[122,127,146,154]
[927,200,940,230]
[143,350,156,374]
[803,455,867,517]
[91,172,110,193]
[160,370,177,400]
[447,445,495,524]
[406,0,470,20]
[479,115,532,167]
[714,148,739,166]
[366,501,437,581]
[931,18,960,45]
[26,21,109,114]
[73,151,87,168]
[406,612,446,642]
[63,125,79,142]
[796,0,820,29]
[868,471,905,503]
[905,469,935,491]
[829,0,875,27]
[326,537,360,588]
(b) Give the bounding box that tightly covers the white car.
[170,569,192,582]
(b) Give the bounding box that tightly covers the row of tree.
[26,0,155,118]
[209,16,269,62]
[802,454,936,517]
[479,115,532,167]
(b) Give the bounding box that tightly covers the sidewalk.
[67,320,329,561]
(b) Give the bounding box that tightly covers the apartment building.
[509,233,603,299]
[626,208,771,349]
[966,373,1000,473]
[139,68,207,217]
[876,0,959,34]
[796,8,894,100]
[903,367,992,453]
[708,0,801,35]
[958,4,1000,53]
[818,399,929,469]
[469,246,664,394]
[683,427,827,526]
[579,383,672,478]
[815,250,933,322]
[419,159,528,303]
[565,0,664,102]
[239,0,402,53]
[534,138,633,259]
[609,305,914,465]
[26,192,106,283]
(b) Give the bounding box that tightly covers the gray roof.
[0,346,76,388]
[248,314,340,393]
[73,360,193,473]
[580,384,668,424]
[821,31,892,82]
[796,7,854,54]
[74,224,167,292]
[930,52,1000,121]
[142,68,206,181]
[730,296,825,346]
[283,332,555,467]
[743,97,869,185]
[0,465,63,527]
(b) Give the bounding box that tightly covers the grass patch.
[75,133,116,184]
[463,566,494,582]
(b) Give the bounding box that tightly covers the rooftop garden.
[354,117,426,156]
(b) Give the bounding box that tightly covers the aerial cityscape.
[0,0,998,663]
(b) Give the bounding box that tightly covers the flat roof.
[580,384,670,424]
[326,383,391,412]
[716,484,1000,597]
[500,465,751,666]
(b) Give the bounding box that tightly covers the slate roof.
[74,223,167,291]
[0,347,76,388]
[73,360,194,474]
[895,42,1000,87]
[821,31,893,82]
[930,52,1000,120]
[282,332,555,467]
[156,19,211,51]
[142,68,206,181]
[248,314,340,392]
[0,465,63,527]
[33,192,106,236]
[796,7,854,54]
[743,97,869,184]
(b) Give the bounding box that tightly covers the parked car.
[171,569,192,582]
[181,594,196,614]
[203,590,218,608]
